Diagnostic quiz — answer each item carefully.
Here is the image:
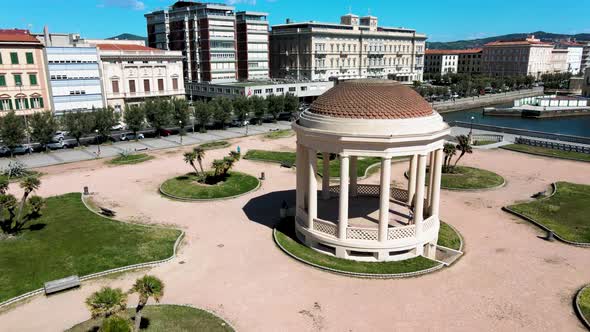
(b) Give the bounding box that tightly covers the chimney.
[286,18,291,24]
[43,25,50,47]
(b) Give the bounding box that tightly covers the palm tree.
[212,159,226,177]
[222,156,235,176]
[454,135,473,167]
[194,147,206,174]
[130,275,164,332]
[17,175,41,223]
[85,287,128,319]
[228,150,240,162]
[183,151,199,175]
[443,143,457,171]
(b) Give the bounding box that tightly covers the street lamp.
[95,129,101,157]
[15,82,31,153]
[245,112,250,136]
[469,116,475,142]
[179,120,183,145]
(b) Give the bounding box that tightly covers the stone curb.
[499,145,590,163]
[0,193,185,309]
[502,183,590,248]
[575,285,590,330]
[273,229,445,279]
[159,172,261,202]
[403,168,506,192]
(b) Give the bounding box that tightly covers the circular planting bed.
[264,129,295,139]
[108,153,154,165]
[199,140,230,151]
[67,304,234,332]
[160,171,260,201]
[576,285,590,329]
[273,218,463,278]
[438,166,505,190]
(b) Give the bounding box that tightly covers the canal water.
[441,103,590,138]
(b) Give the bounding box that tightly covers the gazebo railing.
[313,218,337,237]
[347,226,379,241]
[329,184,410,203]
[387,224,416,240]
[423,215,437,233]
[356,184,380,197]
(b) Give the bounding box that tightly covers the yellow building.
[0,29,51,115]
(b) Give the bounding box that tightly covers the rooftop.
[426,48,483,55]
[95,43,162,52]
[309,80,434,120]
[0,29,41,44]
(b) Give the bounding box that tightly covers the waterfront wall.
[434,87,544,113]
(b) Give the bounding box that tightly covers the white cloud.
[98,0,145,10]
[225,0,257,5]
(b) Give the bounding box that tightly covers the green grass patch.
[473,140,498,146]
[508,182,590,243]
[438,222,462,250]
[243,150,383,178]
[438,166,504,190]
[501,144,590,162]
[275,218,440,274]
[0,193,180,303]
[579,286,590,323]
[160,171,259,200]
[199,141,230,150]
[264,129,294,139]
[67,305,233,332]
[108,153,154,165]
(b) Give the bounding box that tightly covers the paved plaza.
[1,133,590,331]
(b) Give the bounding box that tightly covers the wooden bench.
[280,161,293,168]
[100,207,116,217]
[44,275,80,295]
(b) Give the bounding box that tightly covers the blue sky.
[2,0,590,42]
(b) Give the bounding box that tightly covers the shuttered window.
[29,74,37,85]
[10,52,18,64]
[0,75,5,87]
[26,52,34,64]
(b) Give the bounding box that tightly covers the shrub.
[101,315,132,332]
[28,195,44,215]
[1,160,28,179]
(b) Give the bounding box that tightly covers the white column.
[338,155,349,240]
[407,154,418,205]
[414,154,427,251]
[296,144,305,211]
[321,152,331,200]
[350,156,358,197]
[426,151,436,215]
[429,149,443,217]
[378,156,392,242]
[307,149,318,229]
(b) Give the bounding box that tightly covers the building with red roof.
[482,35,556,78]
[424,49,482,75]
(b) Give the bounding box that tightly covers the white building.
[45,47,105,115]
[236,11,269,81]
[581,42,590,72]
[482,36,555,78]
[558,41,584,74]
[424,50,458,74]
[550,48,568,73]
[96,43,185,111]
[270,14,426,83]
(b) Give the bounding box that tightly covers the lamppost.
[16,82,31,153]
[469,116,475,143]
[245,112,250,136]
[95,129,101,157]
[179,120,183,145]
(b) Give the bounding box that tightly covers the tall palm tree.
[183,151,199,175]
[130,275,164,332]
[17,175,41,223]
[443,143,457,171]
[85,287,128,319]
[454,135,473,167]
[194,147,206,174]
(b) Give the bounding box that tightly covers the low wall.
[434,87,544,113]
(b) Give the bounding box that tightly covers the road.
[0,121,292,169]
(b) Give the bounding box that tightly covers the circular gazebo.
[292,80,451,262]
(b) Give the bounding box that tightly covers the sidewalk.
[0,121,292,169]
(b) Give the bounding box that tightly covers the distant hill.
[427,31,590,50]
[107,33,147,42]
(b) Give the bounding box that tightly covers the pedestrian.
[237,146,241,154]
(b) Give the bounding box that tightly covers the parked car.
[0,146,10,156]
[158,129,172,137]
[12,145,33,154]
[47,139,73,150]
[111,122,125,131]
[120,133,144,141]
[52,131,66,142]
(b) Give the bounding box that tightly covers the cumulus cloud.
[97,0,145,10]
[225,0,257,5]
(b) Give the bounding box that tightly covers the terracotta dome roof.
[309,80,434,120]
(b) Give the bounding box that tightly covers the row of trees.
[540,72,572,89]
[417,73,537,98]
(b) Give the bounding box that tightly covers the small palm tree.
[17,175,41,222]
[194,147,206,174]
[183,151,199,175]
[85,287,127,319]
[443,143,457,172]
[130,275,164,332]
[228,150,240,162]
[454,135,473,167]
[212,159,225,177]
[222,156,235,175]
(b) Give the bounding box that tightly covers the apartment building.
[582,42,590,72]
[550,48,568,73]
[556,41,584,74]
[582,68,590,97]
[0,29,51,115]
[482,36,555,78]
[96,43,185,111]
[236,11,269,81]
[424,49,482,75]
[269,13,426,83]
[145,1,239,83]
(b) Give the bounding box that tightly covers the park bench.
[280,161,293,168]
[44,275,80,295]
[135,147,148,152]
[99,207,116,217]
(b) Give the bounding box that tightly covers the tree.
[101,315,132,332]
[283,93,299,120]
[228,150,241,162]
[193,101,212,133]
[16,175,40,223]
[232,96,252,123]
[250,95,267,125]
[28,111,57,150]
[144,99,172,137]
[212,159,226,177]
[194,147,205,174]
[94,107,119,143]
[454,135,473,167]
[212,97,232,128]
[62,111,94,147]
[183,151,199,175]
[172,98,190,134]
[266,95,284,122]
[443,143,457,172]
[130,275,164,332]
[85,287,128,319]
[0,110,26,155]
[124,105,145,139]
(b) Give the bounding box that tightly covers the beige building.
[482,36,555,78]
[95,43,185,111]
[270,14,426,83]
[0,29,51,115]
[424,49,482,75]
[550,48,568,73]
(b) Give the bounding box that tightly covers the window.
[15,98,29,110]
[129,80,136,93]
[253,89,262,94]
[30,97,43,108]
[0,75,5,87]
[300,86,307,91]
[276,88,284,93]
[29,74,37,85]
[0,53,2,64]
[25,52,34,64]
[289,87,296,92]
[10,52,18,64]
[143,79,150,92]
[265,88,273,93]
[172,78,178,90]
[13,74,22,86]
[0,99,13,111]
[112,80,119,93]
[158,79,164,91]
